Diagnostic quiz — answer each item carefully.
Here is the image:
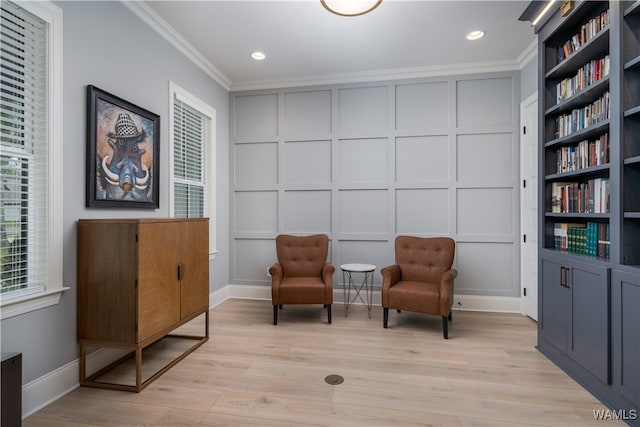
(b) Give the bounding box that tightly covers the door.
[539,254,569,352]
[568,260,610,384]
[180,219,210,319]
[138,221,182,341]
[520,94,538,320]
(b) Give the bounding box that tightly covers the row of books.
[555,91,610,138]
[550,178,610,213]
[553,222,610,259]
[556,9,610,63]
[556,55,610,104]
[555,133,609,174]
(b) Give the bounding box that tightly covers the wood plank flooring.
[24,298,623,426]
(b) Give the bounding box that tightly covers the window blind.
[0,1,48,294]
[173,99,207,218]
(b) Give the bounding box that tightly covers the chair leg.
[279,304,283,309]
[397,309,402,313]
[273,305,278,325]
[448,311,452,321]
[383,308,389,328]
[442,316,448,339]
[327,304,332,324]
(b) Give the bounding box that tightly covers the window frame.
[168,81,217,258]
[0,0,66,320]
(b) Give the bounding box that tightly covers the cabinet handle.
[178,264,184,281]
[560,266,571,288]
[564,266,571,288]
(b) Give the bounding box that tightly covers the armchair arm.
[381,265,401,307]
[269,263,283,303]
[321,263,335,285]
[322,263,335,303]
[439,268,458,315]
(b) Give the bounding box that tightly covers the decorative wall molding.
[122,0,535,92]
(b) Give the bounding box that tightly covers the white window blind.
[0,1,48,295]
[173,99,208,218]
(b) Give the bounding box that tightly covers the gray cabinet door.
[540,254,569,352]
[568,260,610,384]
[612,268,640,406]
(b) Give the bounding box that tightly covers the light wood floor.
[25,298,622,427]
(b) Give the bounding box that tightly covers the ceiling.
[140,0,537,91]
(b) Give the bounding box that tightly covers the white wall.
[0,0,230,415]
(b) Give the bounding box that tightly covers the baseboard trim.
[22,284,521,418]
[216,284,522,313]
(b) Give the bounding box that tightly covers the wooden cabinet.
[77,218,209,392]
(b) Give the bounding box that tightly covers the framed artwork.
[86,85,160,208]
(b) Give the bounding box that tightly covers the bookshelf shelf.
[545,163,609,180]
[536,0,640,417]
[545,28,610,80]
[544,77,610,116]
[624,55,640,69]
[624,105,640,117]
[544,120,609,147]
[624,155,640,165]
[624,0,640,16]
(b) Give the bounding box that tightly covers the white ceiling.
[140,0,537,91]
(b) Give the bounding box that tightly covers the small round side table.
[340,263,376,318]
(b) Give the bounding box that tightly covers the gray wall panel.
[284,90,332,139]
[457,133,513,182]
[231,72,521,299]
[285,140,332,184]
[285,190,332,233]
[235,192,278,233]
[456,242,516,296]
[234,94,278,140]
[338,86,388,137]
[457,188,514,235]
[235,142,278,185]
[396,81,449,133]
[396,189,450,234]
[396,135,449,183]
[338,138,388,184]
[339,190,389,234]
[235,239,277,282]
[457,77,513,128]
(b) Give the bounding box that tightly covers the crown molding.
[123,1,535,94]
[121,1,231,91]
[517,37,538,69]
[230,59,522,92]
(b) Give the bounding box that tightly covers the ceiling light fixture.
[321,0,382,17]
[251,51,266,61]
[466,30,485,41]
[531,0,557,26]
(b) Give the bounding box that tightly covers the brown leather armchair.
[269,234,334,325]
[381,236,458,339]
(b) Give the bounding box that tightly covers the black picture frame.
[86,85,160,208]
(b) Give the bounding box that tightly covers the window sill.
[0,287,70,320]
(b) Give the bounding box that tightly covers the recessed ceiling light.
[251,51,266,61]
[466,30,485,41]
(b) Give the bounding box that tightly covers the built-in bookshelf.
[542,0,611,261]
[622,0,640,266]
[536,1,640,419]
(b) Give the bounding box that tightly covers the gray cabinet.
[611,268,640,406]
[539,253,610,384]
[535,0,640,420]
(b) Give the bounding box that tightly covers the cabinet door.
[180,219,210,319]
[138,222,182,342]
[568,260,610,384]
[540,254,569,352]
[612,268,640,404]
